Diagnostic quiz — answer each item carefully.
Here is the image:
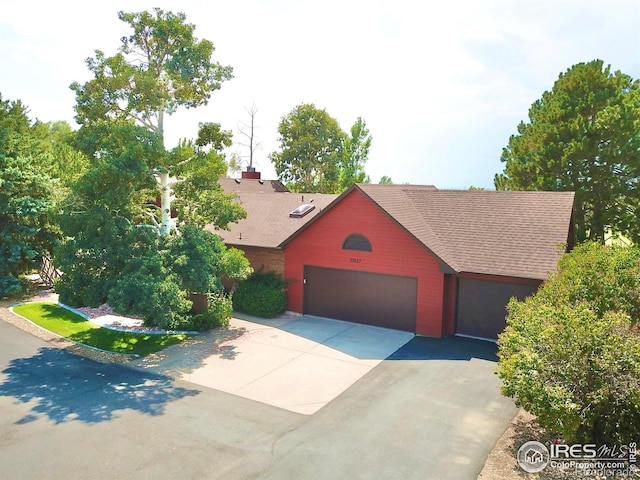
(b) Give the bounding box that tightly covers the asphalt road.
[0,317,517,480]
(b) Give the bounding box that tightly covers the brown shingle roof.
[357,184,574,280]
[215,178,574,280]
[218,177,290,193]
[209,191,338,248]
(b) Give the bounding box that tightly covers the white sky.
[1,0,639,188]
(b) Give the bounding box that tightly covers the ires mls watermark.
[517,440,638,476]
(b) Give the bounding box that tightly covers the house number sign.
[349,258,362,264]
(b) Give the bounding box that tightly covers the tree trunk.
[189,293,208,314]
[573,200,587,244]
[589,200,606,244]
[159,171,172,236]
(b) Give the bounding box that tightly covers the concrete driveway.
[132,313,414,414]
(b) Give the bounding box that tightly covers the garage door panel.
[456,278,538,340]
[304,266,417,332]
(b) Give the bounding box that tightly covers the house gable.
[284,188,446,336]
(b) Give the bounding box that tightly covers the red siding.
[443,274,457,336]
[285,189,445,337]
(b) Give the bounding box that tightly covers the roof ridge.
[399,190,460,271]
[357,184,459,272]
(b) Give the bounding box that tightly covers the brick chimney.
[241,166,261,179]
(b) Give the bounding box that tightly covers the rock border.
[1,305,139,364]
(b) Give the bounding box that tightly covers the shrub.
[109,272,192,330]
[534,241,640,322]
[233,270,288,318]
[53,210,143,307]
[168,226,251,293]
[108,251,192,331]
[186,293,233,331]
[206,293,233,328]
[54,269,113,308]
[498,301,640,443]
[1,275,24,299]
[497,243,640,444]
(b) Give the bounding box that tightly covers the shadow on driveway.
[132,323,248,377]
[387,335,498,361]
[0,347,200,425]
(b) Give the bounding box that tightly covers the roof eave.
[226,242,283,250]
[456,271,547,282]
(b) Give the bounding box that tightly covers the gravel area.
[478,410,640,480]
[478,409,543,479]
[73,304,160,331]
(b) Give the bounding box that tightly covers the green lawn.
[13,302,188,356]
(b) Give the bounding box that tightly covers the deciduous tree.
[57,9,250,328]
[270,104,372,193]
[339,117,371,190]
[270,103,345,193]
[235,103,261,171]
[70,7,239,235]
[71,8,232,143]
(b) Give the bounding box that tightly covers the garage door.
[456,278,539,340]
[304,266,417,332]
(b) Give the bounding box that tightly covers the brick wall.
[234,245,285,276]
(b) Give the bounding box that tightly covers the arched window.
[342,233,372,252]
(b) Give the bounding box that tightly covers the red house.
[216,178,574,340]
[280,184,574,340]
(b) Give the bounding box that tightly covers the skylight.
[290,203,315,218]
